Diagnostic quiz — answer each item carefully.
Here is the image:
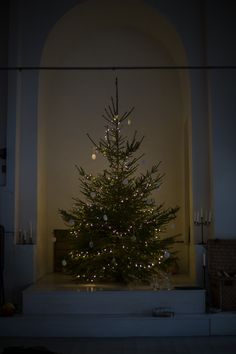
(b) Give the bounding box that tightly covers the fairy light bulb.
[127,118,131,125]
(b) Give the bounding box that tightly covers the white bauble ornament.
[103,214,108,221]
[61,259,67,267]
[91,153,97,160]
[90,192,96,198]
[164,250,170,259]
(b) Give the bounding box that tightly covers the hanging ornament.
[90,192,96,198]
[131,235,136,242]
[123,179,128,185]
[91,152,97,160]
[164,250,170,259]
[127,118,131,126]
[103,214,108,221]
[68,219,75,226]
[89,241,94,248]
[61,259,67,267]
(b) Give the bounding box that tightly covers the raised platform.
[22,273,205,315]
[1,273,236,337]
[23,288,206,316]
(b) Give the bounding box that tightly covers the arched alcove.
[37,0,191,278]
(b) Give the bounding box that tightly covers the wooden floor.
[1,336,236,354]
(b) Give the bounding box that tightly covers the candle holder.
[194,209,212,244]
[17,228,33,244]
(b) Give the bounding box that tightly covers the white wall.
[205,0,236,238]
[6,0,233,288]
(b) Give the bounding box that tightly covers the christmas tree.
[59,79,179,284]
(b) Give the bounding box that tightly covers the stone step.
[1,312,236,337]
[0,313,209,337]
[22,287,206,315]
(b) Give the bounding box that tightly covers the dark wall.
[0,0,9,187]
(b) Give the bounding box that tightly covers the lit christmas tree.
[59,79,179,284]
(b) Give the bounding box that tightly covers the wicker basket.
[210,277,236,310]
[207,239,236,311]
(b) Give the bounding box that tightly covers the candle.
[29,222,33,236]
[197,211,200,223]
[18,229,22,244]
[23,230,27,244]
[208,211,212,223]
[29,221,33,243]
[203,253,206,267]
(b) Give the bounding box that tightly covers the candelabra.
[17,222,33,244]
[194,209,212,244]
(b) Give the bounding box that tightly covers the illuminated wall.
[38,0,191,275]
[2,0,235,293]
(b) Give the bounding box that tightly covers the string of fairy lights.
[59,79,178,284]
